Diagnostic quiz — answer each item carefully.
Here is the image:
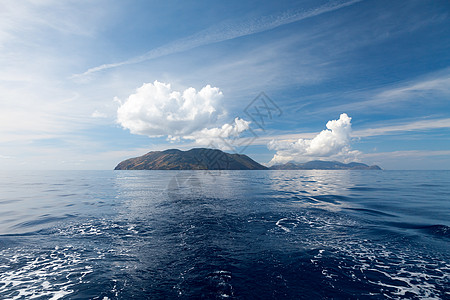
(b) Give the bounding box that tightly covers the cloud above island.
[183,117,251,149]
[117,80,224,137]
[268,113,361,165]
[117,80,251,146]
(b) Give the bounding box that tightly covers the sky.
[0,0,449,170]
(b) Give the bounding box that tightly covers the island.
[269,160,382,170]
[114,148,268,170]
[115,148,382,170]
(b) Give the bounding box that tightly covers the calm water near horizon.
[0,170,449,299]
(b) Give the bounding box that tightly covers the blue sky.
[0,0,449,170]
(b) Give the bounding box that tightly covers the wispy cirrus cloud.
[0,1,112,134]
[376,76,450,99]
[353,117,450,137]
[361,74,450,108]
[0,0,101,47]
[325,71,450,114]
[74,0,362,77]
[363,150,450,159]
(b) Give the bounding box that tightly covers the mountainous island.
[114,148,267,170]
[115,148,382,170]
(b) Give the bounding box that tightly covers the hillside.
[114,148,268,170]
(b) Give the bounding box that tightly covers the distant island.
[269,161,382,170]
[115,148,382,170]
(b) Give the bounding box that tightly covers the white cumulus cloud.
[117,80,225,137]
[184,117,251,149]
[117,80,252,147]
[267,113,361,165]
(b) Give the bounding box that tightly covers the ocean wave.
[418,224,450,238]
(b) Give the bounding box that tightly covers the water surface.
[0,170,449,299]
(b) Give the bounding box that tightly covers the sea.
[0,170,449,299]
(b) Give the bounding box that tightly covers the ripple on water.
[271,212,450,299]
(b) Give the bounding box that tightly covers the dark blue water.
[0,170,449,299]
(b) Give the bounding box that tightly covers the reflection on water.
[268,170,353,195]
[0,170,449,299]
[268,170,354,212]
